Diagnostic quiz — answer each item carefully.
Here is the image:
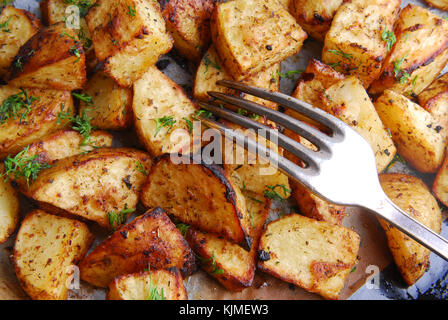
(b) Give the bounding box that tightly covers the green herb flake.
[328,49,353,60]
[107,204,135,232]
[381,29,396,51]
[0,17,11,33]
[175,222,190,237]
[144,264,166,300]
[57,107,95,146]
[183,117,193,133]
[399,72,410,85]
[263,184,291,201]
[393,54,408,79]
[200,253,224,275]
[153,116,176,138]
[384,154,406,173]
[0,88,38,124]
[193,109,213,120]
[64,0,94,17]
[127,5,136,16]
[135,161,148,176]
[277,69,304,80]
[203,54,221,73]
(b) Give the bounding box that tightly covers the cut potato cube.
[80,207,196,288]
[433,155,448,207]
[322,0,401,87]
[79,71,133,130]
[369,4,448,97]
[374,89,445,173]
[133,66,198,157]
[13,210,93,300]
[379,174,442,285]
[107,268,187,300]
[320,76,397,172]
[0,164,19,244]
[0,6,41,80]
[258,214,360,300]
[9,22,86,90]
[210,0,307,80]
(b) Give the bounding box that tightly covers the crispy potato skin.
[424,0,448,11]
[210,0,307,80]
[0,164,19,244]
[258,214,360,300]
[374,89,445,173]
[80,207,197,288]
[369,4,448,97]
[162,0,216,62]
[290,0,343,42]
[141,154,251,247]
[24,148,152,229]
[80,71,133,130]
[379,174,442,285]
[107,268,187,300]
[0,86,74,159]
[0,6,42,80]
[13,210,93,300]
[9,22,87,90]
[433,155,448,207]
[322,0,401,87]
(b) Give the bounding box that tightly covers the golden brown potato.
[210,0,307,80]
[13,210,93,300]
[290,0,343,42]
[0,164,19,244]
[86,0,173,87]
[23,148,152,229]
[424,0,448,11]
[133,66,198,157]
[0,6,41,80]
[258,214,360,300]
[0,86,74,159]
[79,71,133,130]
[322,0,401,87]
[369,4,448,97]
[320,76,397,172]
[9,22,86,90]
[107,268,187,300]
[80,207,196,288]
[379,174,442,285]
[374,89,445,173]
[141,154,251,247]
[162,0,216,62]
[433,155,448,207]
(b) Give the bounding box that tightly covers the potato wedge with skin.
[141,154,251,247]
[379,174,442,285]
[0,165,19,244]
[258,214,360,300]
[320,76,396,173]
[80,207,196,288]
[424,0,448,11]
[290,0,343,42]
[433,155,448,207]
[23,148,152,229]
[13,210,93,300]
[9,22,86,90]
[322,0,401,88]
[210,0,307,81]
[369,5,448,97]
[162,0,216,62]
[107,268,187,300]
[79,71,133,130]
[0,86,74,159]
[374,89,445,173]
[86,0,173,87]
[133,66,198,157]
[0,6,41,80]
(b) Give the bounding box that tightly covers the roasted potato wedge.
[133,66,198,157]
[9,22,86,90]
[379,174,442,285]
[374,89,445,173]
[433,155,448,207]
[13,210,93,300]
[107,268,187,300]
[80,207,196,288]
[290,0,343,42]
[86,0,173,87]
[0,6,41,80]
[210,0,307,80]
[79,71,133,130]
[141,154,251,247]
[320,76,397,172]
[369,4,448,97]
[258,214,360,300]
[23,148,152,229]
[322,0,401,87]
[0,86,74,158]
[0,164,19,244]
[424,0,448,11]
[162,0,216,62]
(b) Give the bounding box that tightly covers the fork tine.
[207,91,334,151]
[199,102,328,168]
[215,79,344,136]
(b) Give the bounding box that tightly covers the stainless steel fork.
[198,79,448,262]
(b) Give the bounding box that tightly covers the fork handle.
[366,197,448,261]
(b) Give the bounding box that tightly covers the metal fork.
[198,79,448,262]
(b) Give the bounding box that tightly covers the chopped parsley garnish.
[381,29,396,51]
[77,28,92,50]
[399,72,410,85]
[144,265,166,300]
[328,49,353,60]
[193,109,213,119]
[72,92,93,105]
[127,5,136,17]
[329,61,341,69]
[203,54,221,73]
[0,88,38,124]
[200,253,224,275]
[183,117,193,133]
[393,54,408,79]
[0,17,11,33]
[135,161,148,176]
[175,222,190,237]
[263,184,291,201]
[247,196,263,204]
[57,102,95,146]
[350,266,357,273]
[237,108,248,116]
[277,69,304,80]
[384,154,406,173]
[153,116,176,138]
[64,0,94,17]
[412,75,418,87]
[250,212,255,228]
[107,204,135,232]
